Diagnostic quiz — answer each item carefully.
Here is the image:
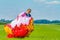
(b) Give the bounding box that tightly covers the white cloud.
[46,1,60,4]
[33,0,60,4]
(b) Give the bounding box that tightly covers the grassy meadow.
[0,24,60,40]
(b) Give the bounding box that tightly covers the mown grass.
[0,24,60,40]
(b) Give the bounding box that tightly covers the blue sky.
[0,0,60,20]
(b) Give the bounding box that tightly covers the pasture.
[0,24,60,40]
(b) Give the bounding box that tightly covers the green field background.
[0,24,60,40]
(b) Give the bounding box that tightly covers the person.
[10,8,33,28]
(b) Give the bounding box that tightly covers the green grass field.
[0,24,60,40]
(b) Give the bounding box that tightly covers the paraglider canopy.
[4,8,34,38]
